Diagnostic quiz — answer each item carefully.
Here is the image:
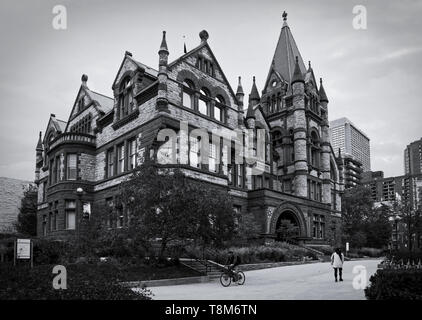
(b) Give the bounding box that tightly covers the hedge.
[0,263,152,300]
[365,269,422,300]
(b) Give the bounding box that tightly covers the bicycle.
[219,265,246,287]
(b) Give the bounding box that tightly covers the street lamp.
[389,215,401,251]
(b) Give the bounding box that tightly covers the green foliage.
[15,185,37,236]
[0,263,152,300]
[341,186,392,249]
[365,269,422,300]
[118,162,235,257]
[276,219,299,242]
[185,242,318,264]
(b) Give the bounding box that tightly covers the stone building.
[34,14,343,245]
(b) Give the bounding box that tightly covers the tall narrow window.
[66,154,77,180]
[199,89,210,116]
[237,164,243,188]
[215,96,225,122]
[106,198,114,228]
[182,80,194,109]
[209,142,218,173]
[65,200,76,230]
[107,149,114,178]
[54,201,59,231]
[129,139,137,170]
[118,77,134,119]
[190,137,200,168]
[117,144,125,174]
[42,215,47,236]
[55,156,61,183]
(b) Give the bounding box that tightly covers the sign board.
[346,242,350,252]
[16,239,31,259]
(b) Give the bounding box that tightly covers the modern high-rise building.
[330,117,371,172]
[404,138,422,175]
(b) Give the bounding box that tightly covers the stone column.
[292,82,308,198]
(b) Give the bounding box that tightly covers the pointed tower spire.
[246,77,259,124]
[236,76,244,96]
[249,76,260,104]
[308,61,312,72]
[159,31,169,54]
[291,56,304,85]
[265,12,306,89]
[183,35,187,54]
[36,131,43,151]
[157,31,170,112]
[319,78,329,103]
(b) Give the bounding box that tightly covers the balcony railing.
[49,132,96,150]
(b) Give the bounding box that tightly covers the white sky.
[0,0,421,181]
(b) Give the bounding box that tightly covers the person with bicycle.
[226,250,241,281]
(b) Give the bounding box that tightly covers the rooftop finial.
[253,76,256,83]
[282,11,288,22]
[183,35,187,54]
[199,30,209,42]
[81,74,88,86]
[308,61,311,69]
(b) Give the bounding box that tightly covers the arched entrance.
[275,210,300,241]
[269,203,307,242]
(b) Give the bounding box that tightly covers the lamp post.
[389,215,401,251]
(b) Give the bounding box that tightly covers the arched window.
[214,95,225,122]
[118,77,134,119]
[199,88,210,116]
[285,129,295,164]
[182,80,194,109]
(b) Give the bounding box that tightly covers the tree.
[276,220,299,242]
[15,184,37,236]
[235,212,261,242]
[364,204,392,248]
[341,185,392,249]
[118,161,235,257]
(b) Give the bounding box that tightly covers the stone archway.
[269,203,307,240]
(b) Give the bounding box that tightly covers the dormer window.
[117,77,135,119]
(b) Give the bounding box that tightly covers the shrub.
[0,263,152,300]
[386,250,422,264]
[185,242,318,264]
[365,269,422,300]
[357,247,384,258]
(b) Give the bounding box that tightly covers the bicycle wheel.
[236,271,246,285]
[220,272,231,287]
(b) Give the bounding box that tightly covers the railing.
[49,132,96,150]
[379,258,422,270]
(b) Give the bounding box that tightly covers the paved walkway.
[149,259,380,300]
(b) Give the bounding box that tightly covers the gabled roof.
[266,17,306,86]
[112,53,158,89]
[167,37,239,105]
[88,90,114,113]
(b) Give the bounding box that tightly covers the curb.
[123,275,210,288]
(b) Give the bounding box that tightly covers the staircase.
[180,258,223,279]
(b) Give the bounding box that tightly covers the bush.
[386,250,422,264]
[357,247,384,258]
[0,263,152,300]
[365,269,422,300]
[185,242,318,264]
